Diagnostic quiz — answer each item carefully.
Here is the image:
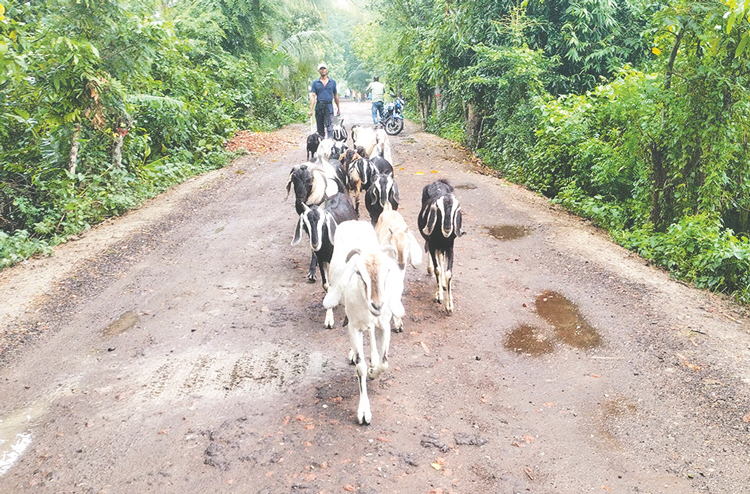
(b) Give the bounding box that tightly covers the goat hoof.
[307,276,316,283]
[358,409,372,425]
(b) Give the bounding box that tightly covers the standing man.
[310,62,340,139]
[366,76,385,126]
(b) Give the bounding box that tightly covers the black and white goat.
[323,221,405,425]
[286,163,340,215]
[348,155,393,215]
[365,173,399,226]
[332,119,348,143]
[291,192,358,293]
[375,209,422,331]
[417,179,464,313]
[286,162,345,281]
[316,138,348,188]
[332,140,348,160]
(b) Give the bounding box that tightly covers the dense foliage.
[360,0,750,303]
[0,0,333,268]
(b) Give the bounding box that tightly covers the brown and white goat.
[375,210,422,331]
[323,221,404,425]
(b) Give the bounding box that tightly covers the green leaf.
[736,34,750,57]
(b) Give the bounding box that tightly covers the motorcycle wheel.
[384,117,404,135]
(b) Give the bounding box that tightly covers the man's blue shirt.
[311,79,337,104]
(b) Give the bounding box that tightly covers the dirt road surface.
[2,101,750,494]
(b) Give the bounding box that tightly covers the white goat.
[351,125,378,158]
[323,221,405,425]
[371,140,393,164]
[375,210,422,331]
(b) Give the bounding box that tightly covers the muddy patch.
[504,324,554,356]
[141,347,329,401]
[0,401,49,477]
[536,290,602,349]
[102,311,139,337]
[454,183,478,190]
[597,396,639,449]
[486,225,531,241]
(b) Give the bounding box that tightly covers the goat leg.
[375,318,391,376]
[366,324,380,380]
[320,261,330,292]
[308,252,318,283]
[391,314,403,332]
[350,328,372,425]
[325,308,335,329]
[426,242,435,275]
[431,249,443,303]
[445,248,455,313]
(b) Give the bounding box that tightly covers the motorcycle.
[380,95,405,135]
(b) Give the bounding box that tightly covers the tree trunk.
[112,133,124,170]
[664,30,684,91]
[419,95,433,129]
[647,143,666,230]
[69,126,81,175]
[465,102,483,149]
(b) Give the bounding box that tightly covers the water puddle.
[486,225,531,241]
[535,290,601,349]
[0,401,50,477]
[504,324,554,356]
[103,311,139,337]
[454,183,478,190]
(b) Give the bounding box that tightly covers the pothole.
[536,290,602,349]
[486,225,531,241]
[504,324,554,356]
[103,311,139,337]
[0,401,49,477]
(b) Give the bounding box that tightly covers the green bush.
[619,215,750,302]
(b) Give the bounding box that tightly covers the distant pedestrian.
[309,62,341,138]
[366,76,385,125]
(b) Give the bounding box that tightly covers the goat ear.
[285,176,293,200]
[407,231,423,266]
[324,255,357,309]
[381,245,398,263]
[454,207,465,237]
[327,215,337,244]
[369,183,380,206]
[345,248,361,263]
[421,203,438,236]
[291,215,304,246]
[388,181,399,208]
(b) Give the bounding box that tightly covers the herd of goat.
[286,122,464,425]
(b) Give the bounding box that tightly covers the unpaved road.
[1,101,750,494]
